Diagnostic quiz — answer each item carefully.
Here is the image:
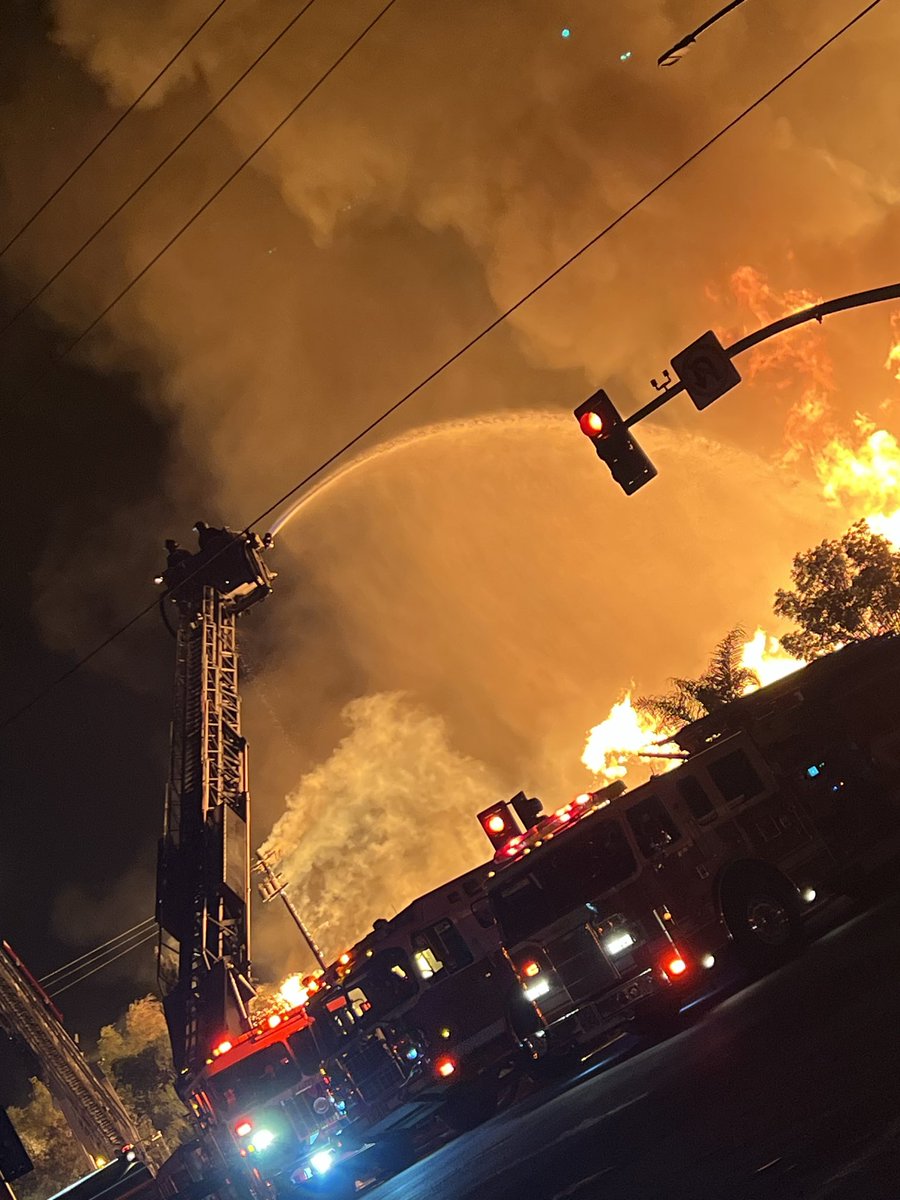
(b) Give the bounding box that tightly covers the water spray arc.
[265,410,571,538]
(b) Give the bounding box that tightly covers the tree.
[636,627,760,726]
[97,996,192,1159]
[8,1079,89,1200]
[774,521,900,658]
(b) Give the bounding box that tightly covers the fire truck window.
[626,796,680,857]
[413,919,474,978]
[707,750,765,804]
[676,775,716,821]
[413,947,443,979]
[287,1028,322,1077]
[209,1044,299,1108]
[489,819,636,944]
[348,950,417,1024]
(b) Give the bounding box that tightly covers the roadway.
[373,897,900,1199]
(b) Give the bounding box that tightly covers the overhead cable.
[0,0,230,261]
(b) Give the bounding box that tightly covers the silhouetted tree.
[636,627,759,726]
[774,521,900,658]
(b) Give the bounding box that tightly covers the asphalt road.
[373,897,900,1200]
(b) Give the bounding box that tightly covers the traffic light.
[509,791,543,830]
[0,1107,33,1183]
[476,801,520,850]
[574,390,657,495]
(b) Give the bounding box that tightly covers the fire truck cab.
[186,1006,361,1200]
[308,863,534,1149]
[487,635,900,1059]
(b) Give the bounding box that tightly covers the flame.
[277,973,310,1010]
[814,418,900,548]
[739,628,806,689]
[583,630,805,785]
[581,691,680,783]
[728,267,836,460]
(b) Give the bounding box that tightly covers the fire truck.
[486,634,900,1060]
[153,526,445,1200]
[304,861,537,1149]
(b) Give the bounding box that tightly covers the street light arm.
[726,282,900,358]
[626,281,900,428]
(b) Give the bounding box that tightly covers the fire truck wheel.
[721,868,804,971]
[370,1131,417,1176]
[440,1075,500,1133]
[525,1047,582,1083]
[634,998,683,1041]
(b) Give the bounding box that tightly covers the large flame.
[739,627,806,689]
[583,630,805,785]
[581,691,681,783]
[815,418,900,549]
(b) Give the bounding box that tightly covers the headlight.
[524,978,550,1002]
[310,1149,334,1176]
[254,1130,276,1151]
[604,932,635,956]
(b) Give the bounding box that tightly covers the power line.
[0,1,230,262]
[0,0,882,737]
[47,930,158,998]
[246,0,884,531]
[0,0,323,338]
[45,0,400,367]
[0,1,400,736]
[40,918,156,985]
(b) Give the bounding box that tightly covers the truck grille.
[340,1038,405,1103]
[546,923,618,1005]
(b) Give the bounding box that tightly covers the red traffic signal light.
[574,391,657,495]
[476,801,520,850]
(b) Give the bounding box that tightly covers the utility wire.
[0,1,230,262]
[40,918,156,984]
[43,928,158,991]
[0,0,881,737]
[48,931,158,998]
[0,0,323,338]
[245,0,884,532]
[43,0,399,366]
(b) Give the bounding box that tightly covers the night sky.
[1,0,899,1104]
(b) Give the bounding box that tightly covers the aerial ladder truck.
[155,523,275,1081]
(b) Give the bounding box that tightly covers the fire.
[581,692,680,783]
[583,630,805,784]
[814,418,900,549]
[739,628,805,689]
[278,973,310,1010]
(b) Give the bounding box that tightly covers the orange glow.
[666,957,687,976]
[339,953,351,965]
[578,410,605,437]
[486,813,507,834]
[436,1056,456,1078]
[521,960,540,978]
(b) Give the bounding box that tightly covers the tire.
[721,868,805,972]
[525,1047,582,1084]
[633,998,683,1041]
[439,1074,500,1133]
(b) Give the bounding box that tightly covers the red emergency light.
[435,1056,457,1078]
[477,801,519,851]
[235,1120,253,1138]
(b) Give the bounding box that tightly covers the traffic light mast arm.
[624,281,900,428]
